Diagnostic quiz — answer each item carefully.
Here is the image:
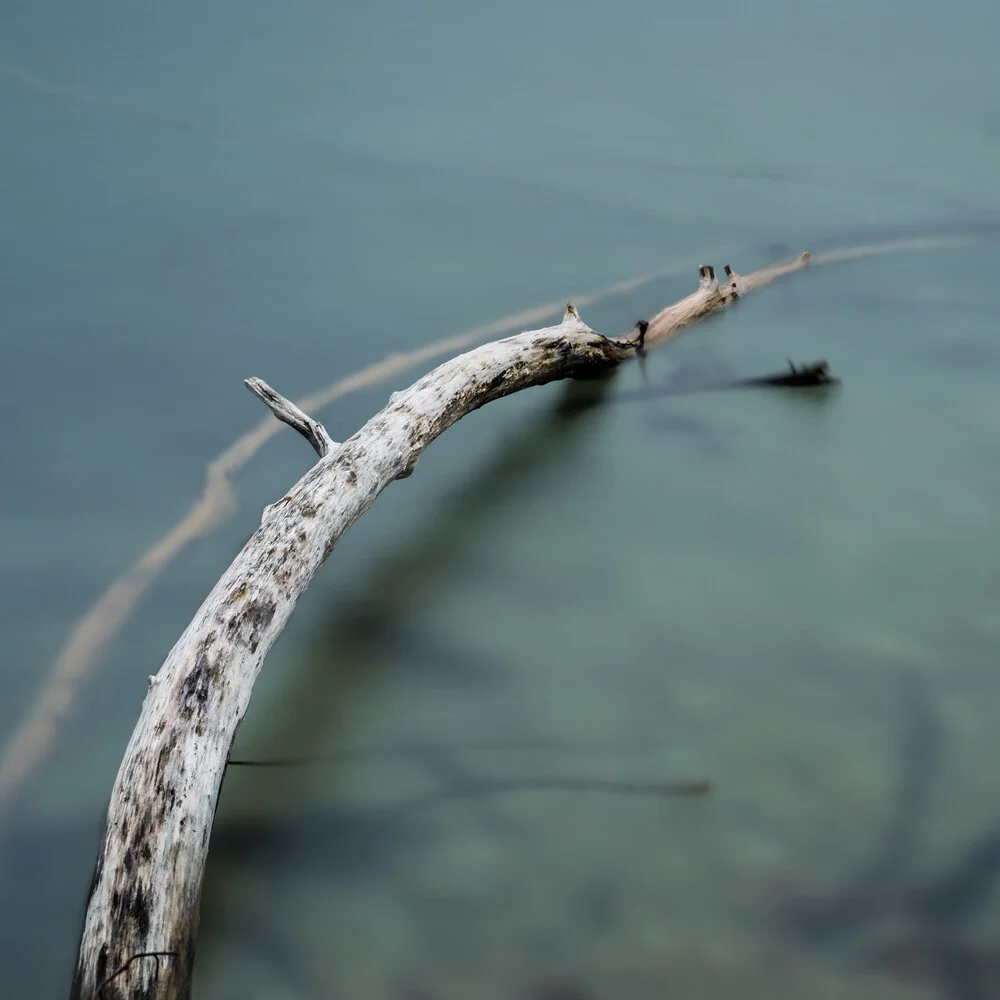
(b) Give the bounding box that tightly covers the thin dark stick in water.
[226,736,668,767]
[408,775,710,801]
[735,359,840,388]
[563,358,841,415]
[390,776,711,817]
[227,755,711,812]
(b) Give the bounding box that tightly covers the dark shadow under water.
[779,675,1000,1000]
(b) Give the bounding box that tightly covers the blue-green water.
[2,2,1000,997]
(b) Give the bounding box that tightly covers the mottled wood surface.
[71,258,804,999]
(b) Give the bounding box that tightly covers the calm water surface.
[2,2,1000,997]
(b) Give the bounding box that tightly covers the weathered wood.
[3,233,962,839]
[70,256,802,999]
[242,377,337,458]
[0,267,671,834]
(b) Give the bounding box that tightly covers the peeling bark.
[70,256,806,999]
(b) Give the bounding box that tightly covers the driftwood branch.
[71,254,806,999]
[2,233,963,838]
[0,267,665,835]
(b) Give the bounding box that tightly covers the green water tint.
[3,0,1000,996]
[205,236,1000,995]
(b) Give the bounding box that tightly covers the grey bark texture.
[71,256,805,1000]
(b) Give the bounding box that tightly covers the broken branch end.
[244,377,337,458]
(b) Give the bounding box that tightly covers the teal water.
[2,2,1000,997]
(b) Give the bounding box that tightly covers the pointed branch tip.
[244,377,337,458]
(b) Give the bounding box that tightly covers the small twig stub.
[244,377,336,457]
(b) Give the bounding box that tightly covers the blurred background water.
[2,1,1000,997]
